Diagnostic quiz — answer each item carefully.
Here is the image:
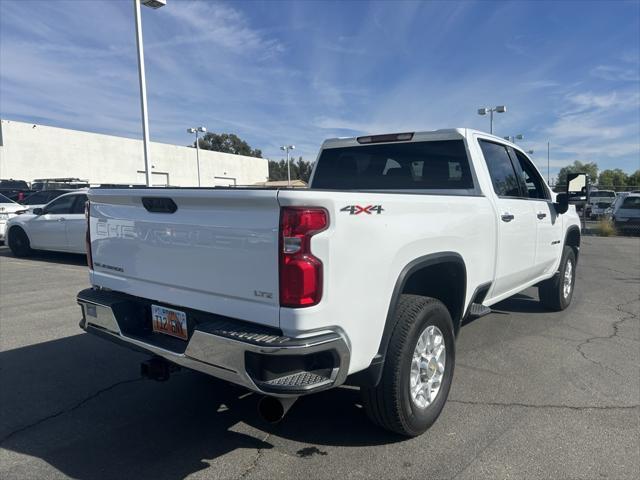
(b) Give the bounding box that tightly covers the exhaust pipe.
[257,396,298,423]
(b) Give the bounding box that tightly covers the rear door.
[28,194,77,250]
[65,193,88,253]
[478,139,537,298]
[510,149,562,275]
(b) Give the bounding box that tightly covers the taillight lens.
[279,207,328,307]
[85,200,93,269]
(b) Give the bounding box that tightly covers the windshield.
[312,140,474,191]
[620,197,640,209]
[0,193,17,204]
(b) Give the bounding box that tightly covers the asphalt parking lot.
[0,237,638,480]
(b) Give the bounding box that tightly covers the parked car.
[76,129,581,437]
[604,192,630,220]
[0,194,28,242]
[31,178,89,191]
[6,190,88,255]
[19,189,73,212]
[611,193,640,234]
[0,179,34,202]
[585,190,615,219]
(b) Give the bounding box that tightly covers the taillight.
[85,200,93,269]
[279,207,328,307]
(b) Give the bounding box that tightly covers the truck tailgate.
[88,189,281,327]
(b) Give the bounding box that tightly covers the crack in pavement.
[237,433,271,480]
[575,296,639,375]
[448,399,640,411]
[0,377,143,445]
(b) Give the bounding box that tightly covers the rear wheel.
[8,227,32,257]
[538,246,576,311]
[361,295,455,437]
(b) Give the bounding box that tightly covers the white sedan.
[0,194,28,242]
[6,190,88,256]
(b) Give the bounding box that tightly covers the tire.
[538,246,576,311]
[361,295,455,437]
[8,227,32,257]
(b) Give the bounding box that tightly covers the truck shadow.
[0,247,87,266]
[0,334,399,480]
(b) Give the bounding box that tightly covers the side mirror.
[555,193,569,215]
[32,208,44,215]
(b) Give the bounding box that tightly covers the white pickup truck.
[77,129,581,437]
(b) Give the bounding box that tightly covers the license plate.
[151,305,188,340]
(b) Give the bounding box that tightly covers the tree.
[556,161,598,186]
[628,170,640,188]
[268,156,314,183]
[598,169,628,188]
[197,132,262,158]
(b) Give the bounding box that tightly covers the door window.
[512,150,549,200]
[478,140,522,197]
[45,195,76,214]
[71,194,88,214]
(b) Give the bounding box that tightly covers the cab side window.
[512,150,549,200]
[478,140,522,197]
[45,195,76,214]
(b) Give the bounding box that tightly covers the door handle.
[501,213,515,222]
[57,217,66,222]
[537,212,547,219]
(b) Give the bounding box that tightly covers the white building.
[0,119,268,187]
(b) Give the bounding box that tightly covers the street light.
[134,0,166,187]
[280,145,295,187]
[503,134,524,143]
[187,126,207,187]
[477,105,506,134]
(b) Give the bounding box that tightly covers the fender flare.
[564,225,581,262]
[348,252,466,387]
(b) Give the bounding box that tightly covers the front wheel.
[538,246,576,311]
[361,295,455,437]
[8,227,33,257]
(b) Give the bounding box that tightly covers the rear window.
[311,140,475,191]
[0,180,28,189]
[621,197,640,209]
[0,193,16,203]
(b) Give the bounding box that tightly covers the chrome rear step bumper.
[77,288,350,397]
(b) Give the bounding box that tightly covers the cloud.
[565,90,640,112]
[590,64,639,82]
[154,0,284,58]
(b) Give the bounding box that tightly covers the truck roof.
[321,128,513,150]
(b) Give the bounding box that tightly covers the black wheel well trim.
[564,225,581,262]
[350,252,466,388]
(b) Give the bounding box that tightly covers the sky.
[1,0,639,180]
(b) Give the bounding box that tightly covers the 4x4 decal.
[340,205,384,215]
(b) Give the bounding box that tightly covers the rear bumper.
[77,288,350,397]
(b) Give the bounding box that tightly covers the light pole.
[187,127,207,187]
[477,105,506,134]
[134,0,166,187]
[280,145,295,187]
[503,134,524,143]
